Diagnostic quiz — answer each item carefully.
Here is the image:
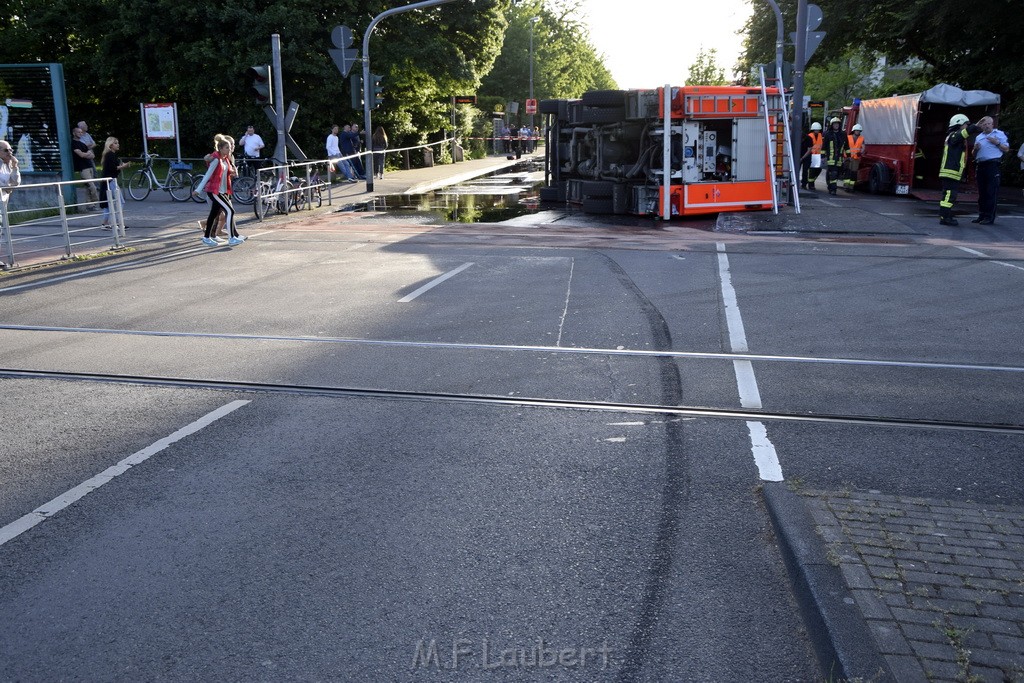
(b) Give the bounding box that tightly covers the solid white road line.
[956,245,1024,271]
[398,262,474,303]
[555,258,575,347]
[715,243,783,482]
[0,400,250,548]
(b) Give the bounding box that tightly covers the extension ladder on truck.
[758,66,800,214]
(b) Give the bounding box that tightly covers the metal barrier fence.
[1,177,126,270]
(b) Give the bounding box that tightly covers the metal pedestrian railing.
[1,177,127,270]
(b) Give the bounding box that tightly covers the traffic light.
[246,65,272,105]
[350,72,363,110]
[371,74,384,108]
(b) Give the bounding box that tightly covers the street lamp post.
[528,16,539,129]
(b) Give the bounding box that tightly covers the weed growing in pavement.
[936,616,982,683]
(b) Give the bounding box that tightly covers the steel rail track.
[2,324,1023,374]
[2,367,1022,435]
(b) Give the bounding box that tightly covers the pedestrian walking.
[371,126,388,179]
[971,116,1008,225]
[0,140,21,228]
[193,136,245,246]
[71,126,101,208]
[98,137,131,229]
[938,114,982,226]
[822,117,847,195]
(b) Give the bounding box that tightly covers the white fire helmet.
[852,124,863,132]
[949,114,970,127]
[810,122,822,131]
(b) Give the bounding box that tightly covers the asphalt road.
[0,189,1022,680]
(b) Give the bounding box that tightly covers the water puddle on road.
[354,161,546,223]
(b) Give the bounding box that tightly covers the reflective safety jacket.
[939,124,982,181]
[806,132,823,154]
[846,134,864,159]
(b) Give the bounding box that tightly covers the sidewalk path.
[766,484,1024,682]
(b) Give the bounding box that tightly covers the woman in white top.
[0,140,21,207]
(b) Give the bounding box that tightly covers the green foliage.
[687,48,729,86]
[479,0,615,113]
[0,0,511,157]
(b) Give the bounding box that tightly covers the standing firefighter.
[938,114,982,226]
[843,124,864,190]
[800,122,824,190]
[822,117,847,195]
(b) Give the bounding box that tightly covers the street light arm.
[361,0,461,191]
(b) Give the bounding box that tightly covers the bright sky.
[573,0,755,89]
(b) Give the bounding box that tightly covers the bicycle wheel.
[168,170,192,202]
[190,175,207,203]
[254,182,272,219]
[291,183,307,212]
[233,176,256,205]
[127,171,152,201]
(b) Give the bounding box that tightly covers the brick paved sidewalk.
[806,490,1024,682]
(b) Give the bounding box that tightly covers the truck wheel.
[868,163,891,194]
[581,90,627,108]
[538,99,566,116]
[539,182,566,202]
[581,197,614,214]
[581,181,613,197]
[582,107,625,124]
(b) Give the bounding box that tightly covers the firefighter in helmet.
[843,123,864,190]
[800,122,824,190]
[938,113,982,226]
[822,117,847,195]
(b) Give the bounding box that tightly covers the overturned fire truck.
[538,85,796,218]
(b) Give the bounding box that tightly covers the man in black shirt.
[71,126,100,209]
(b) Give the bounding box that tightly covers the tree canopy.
[0,0,523,157]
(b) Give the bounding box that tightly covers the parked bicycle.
[232,156,277,205]
[253,169,296,220]
[292,170,325,211]
[126,154,193,202]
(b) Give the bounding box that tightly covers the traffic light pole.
[271,34,287,170]
[361,0,460,192]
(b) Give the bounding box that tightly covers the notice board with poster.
[0,63,72,176]
[143,103,177,139]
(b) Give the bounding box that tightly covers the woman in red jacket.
[193,136,245,246]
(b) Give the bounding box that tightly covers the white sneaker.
[233,234,247,241]
[213,237,227,244]
[228,237,244,246]
[201,237,217,246]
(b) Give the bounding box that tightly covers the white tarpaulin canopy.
[857,84,1000,145]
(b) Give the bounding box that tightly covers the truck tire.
[539,184,565,202]
[581,90,627,108]
[538,99,567,118]
[581,197,614,214]
[868,163,891,194]
[581,180,613,197]
[582,107,625,124]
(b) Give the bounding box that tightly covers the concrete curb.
[762,482,894,682]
